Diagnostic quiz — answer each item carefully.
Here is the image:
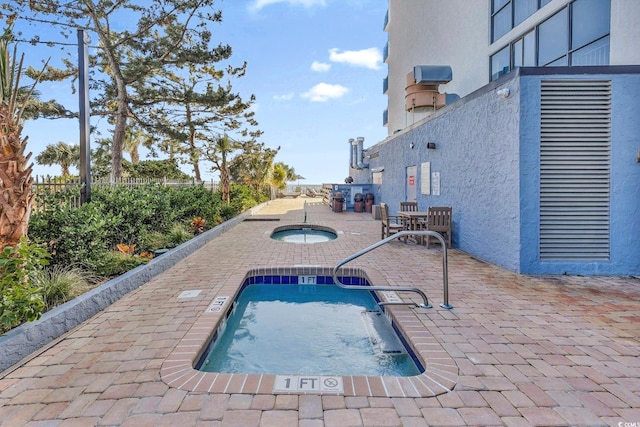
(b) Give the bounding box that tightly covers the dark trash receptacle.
[354,193,364,212]
[365,193,374,213]
[333,191,345,213]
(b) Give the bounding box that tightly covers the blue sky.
[18,0,389,185]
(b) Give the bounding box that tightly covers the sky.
[16,0,390,185]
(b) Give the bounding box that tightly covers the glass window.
[571,36,610,65]
[538,8,568,65]
[514,0,538,26]
[523,30,536,66]
[491,46,511,81]
[513,30,536,67]
[493,0,510,13]
[547,56,568,67]
[492,3,512,42]
[513,39,524,68]
[540,0,552,6]
[571,0,610,50]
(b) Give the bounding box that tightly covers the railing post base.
[439,303,453,310]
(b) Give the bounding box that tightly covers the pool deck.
[1,198,639,426]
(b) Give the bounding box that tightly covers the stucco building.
[349,0,640,275]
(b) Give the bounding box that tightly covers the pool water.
[198,284,422,376]
[270,228,337,244]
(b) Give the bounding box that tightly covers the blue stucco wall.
[353,67,640,275]
[519,72,640,275]
[352,76,523,271]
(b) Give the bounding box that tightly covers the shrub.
[89,250,150,277]
[29,183,263,278]
[228,183,268,216]
[166,223,193,248]
[35,266,94,311]
[90,185,176,245]
[0,238,50,333]
[166,185,223,227]
[29,202,119,268]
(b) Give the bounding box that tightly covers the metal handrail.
[332,230,452,310]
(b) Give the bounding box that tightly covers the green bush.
[29,183,266,278]
[0,238,50,333]
[35,266,94,311]
[228,183,268,215]
[89,251,150,277]
[90,185,176,245]
[166,185,223,227]
[29,202,119,268]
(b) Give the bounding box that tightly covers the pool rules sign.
[274,375,343,394]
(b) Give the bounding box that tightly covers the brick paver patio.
[1,198,638,426]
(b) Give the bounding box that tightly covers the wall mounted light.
[427,142,436,150]
[409,142,415,149]
[497,88,510,98]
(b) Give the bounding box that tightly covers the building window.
[492,1,512,42]
[489,0,610,80]
[513,30,536,67]
[490,45,511,80]
[514,0,538,26]
[492,0,555,43]
[538,8,568,66]
[571,0,610,50]
[571,36,610,65]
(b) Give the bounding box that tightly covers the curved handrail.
[332,230,452,309]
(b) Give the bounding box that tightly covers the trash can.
[365,193,375,213]
[354,193,364,213]
[333,192,345,213]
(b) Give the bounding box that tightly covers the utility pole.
[78,29,91,204]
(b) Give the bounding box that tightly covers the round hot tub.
[270,225,337,244]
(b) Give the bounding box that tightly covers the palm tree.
[204,134,239,204]
[35,141,80,176]
[0,28,43,250]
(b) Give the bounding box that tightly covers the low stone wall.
[0,202,268,373]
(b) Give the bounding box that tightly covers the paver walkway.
[0,198,639,426]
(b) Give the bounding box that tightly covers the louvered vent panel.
[539,80,611,260]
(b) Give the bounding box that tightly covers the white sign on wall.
[432,172,441,196]
[373,171,383,185]
[420,162,430,195]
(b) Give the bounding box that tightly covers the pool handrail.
[332,230,452,310]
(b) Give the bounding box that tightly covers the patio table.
[398,211,429,244]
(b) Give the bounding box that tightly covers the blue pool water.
[270,228,337,244]
[197,283,422,376]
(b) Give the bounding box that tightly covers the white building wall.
[386,0,487,135]
[610,0,640,65]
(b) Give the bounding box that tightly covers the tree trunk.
[186,108,201,181]
[0,110,34,251]
[220,160,230,204]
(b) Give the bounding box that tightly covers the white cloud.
[311,61,331,72]
[273,92,295,101]
[301,83,349,102]
[328,47,382,70]
[249,0,326,12]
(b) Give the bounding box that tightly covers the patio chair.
[380,202,406,240]
[400,201,418,212]
[424,206,452,248]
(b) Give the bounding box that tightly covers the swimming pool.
[196,278,422,377]
[162,267,458,397]
[270,225,337,244]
